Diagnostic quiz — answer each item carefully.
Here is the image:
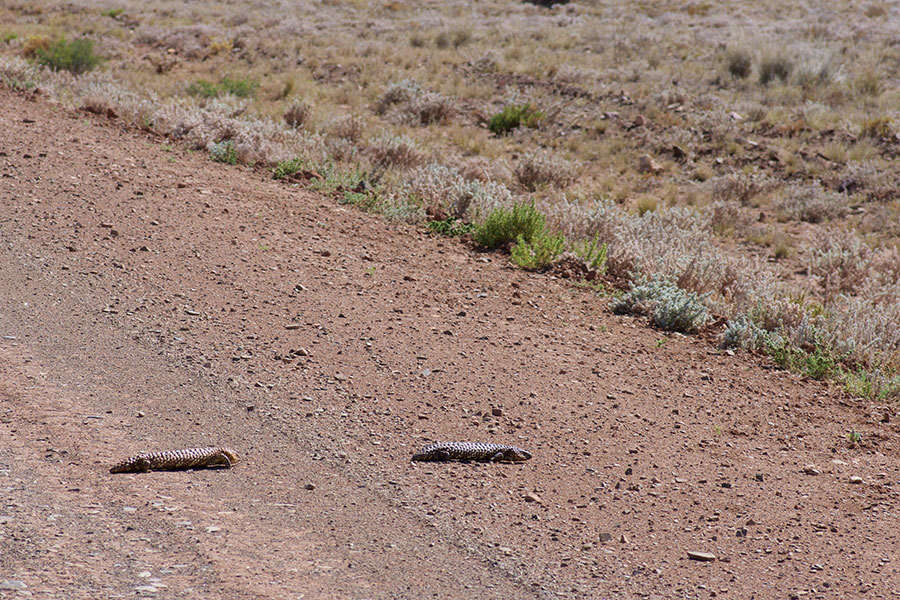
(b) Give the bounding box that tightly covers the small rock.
[0,581,27,591]
[284,323,300,330]
[134,586,157,594]
[671,144,687,160]
[754,473,764,482]
[849,476,863,484]
[137,571,152,578]
[305,483,316,490]
[619,534,629,544]
[802,465,821,475]
[205,526,220,533]
[637,154,663,174]
[184,309,200,316]
[523,492,543,504]
[598,532,613,542]
[136,411,145,418]
[491,407,503,417]
[687,551,717,562]
[334,373,347,382]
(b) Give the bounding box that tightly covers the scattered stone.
[205,526,220,533]
[491,407,503,417]
[305,483,316,490]
[637,154,663,174]
[754,473,764,482]
[598,532,613,542]
[619,534,629,544]
[135,586,158,594]
[0,581,27,591]
[523,492,543,504]
[849,476,863,484]
[802,465,821,475]
[687,551,717,562]
[137,571,152,578]
[284,323,300,330]
[136,411,145,418]
[184,309,200,316]
[671,145,687,160]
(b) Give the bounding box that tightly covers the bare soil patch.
[0,89,897,599]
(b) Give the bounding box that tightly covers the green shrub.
[187,76,257,99]
[101,8,124,17]
[511,232,565,270]
[473,202,546,249]
[571,235,608,272]
[219,76,257,98]
[186,80,220,98]
[488,103,544,135]
[427,218,475,237]
[208,140,237,164]
[34,38,101,74]
[273,157,310,179]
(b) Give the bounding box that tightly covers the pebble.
[205,526,220,533]
[802,465,821,475]
[305,483,316,490]
[523,492,543,504]
[134,586,158,594]
[849,476,863,484]
[687,551,717,562]
[598,532,613,542]
[0,581,27,591]
[491,407,503,417]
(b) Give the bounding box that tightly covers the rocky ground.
[0,88,897,599]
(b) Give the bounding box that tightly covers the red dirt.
[0,88,897,599]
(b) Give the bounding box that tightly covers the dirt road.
[0,88,897,599]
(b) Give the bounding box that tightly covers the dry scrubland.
[1,0,898,397]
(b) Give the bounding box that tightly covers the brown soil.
[0,88,897,599]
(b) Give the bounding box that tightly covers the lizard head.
[220,448,241,465]
[503,447,532,462]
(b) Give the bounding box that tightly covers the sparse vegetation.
[510,231,565,270]
[427,218,475,237]
[187,76,257,99]
[208,140,237,164]
[2,0,897,398]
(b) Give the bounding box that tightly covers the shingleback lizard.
[109,447,239,473]
[411,442,532,463]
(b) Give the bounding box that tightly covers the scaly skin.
[109,447,239,473]
[412,442,532,463]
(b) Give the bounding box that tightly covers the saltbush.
[612,275,709,333]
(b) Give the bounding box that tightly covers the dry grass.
[1,0,898,393]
